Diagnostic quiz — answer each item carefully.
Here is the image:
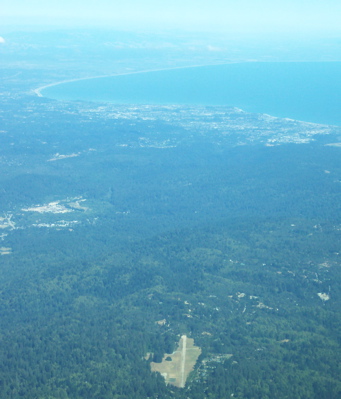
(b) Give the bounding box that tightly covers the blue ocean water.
[41,62,341,126]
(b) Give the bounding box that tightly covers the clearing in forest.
[151,335,201,388]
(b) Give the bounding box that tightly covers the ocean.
[41,62,341,126]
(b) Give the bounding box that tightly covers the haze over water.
[41,62,341,126]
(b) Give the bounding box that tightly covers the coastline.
[33,62,236,98]
[33,60,338,98]
[33,62,341,127]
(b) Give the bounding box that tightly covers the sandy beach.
[32,62,231,98]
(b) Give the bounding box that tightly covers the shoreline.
[33,62,236,98]
[33,60,339,98]
[32,62,340,128]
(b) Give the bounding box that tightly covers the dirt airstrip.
[151,335,201,388]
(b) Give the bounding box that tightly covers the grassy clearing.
[151,335,201,388]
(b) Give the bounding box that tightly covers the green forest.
[1,215,340,398]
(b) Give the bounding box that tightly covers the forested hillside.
[0,32,340,398]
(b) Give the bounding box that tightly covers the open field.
[151,335,201,388]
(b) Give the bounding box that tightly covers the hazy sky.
[2,0,341,36]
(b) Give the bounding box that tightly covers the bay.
[41,62,341,126]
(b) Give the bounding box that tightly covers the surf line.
[32,61,240,98]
